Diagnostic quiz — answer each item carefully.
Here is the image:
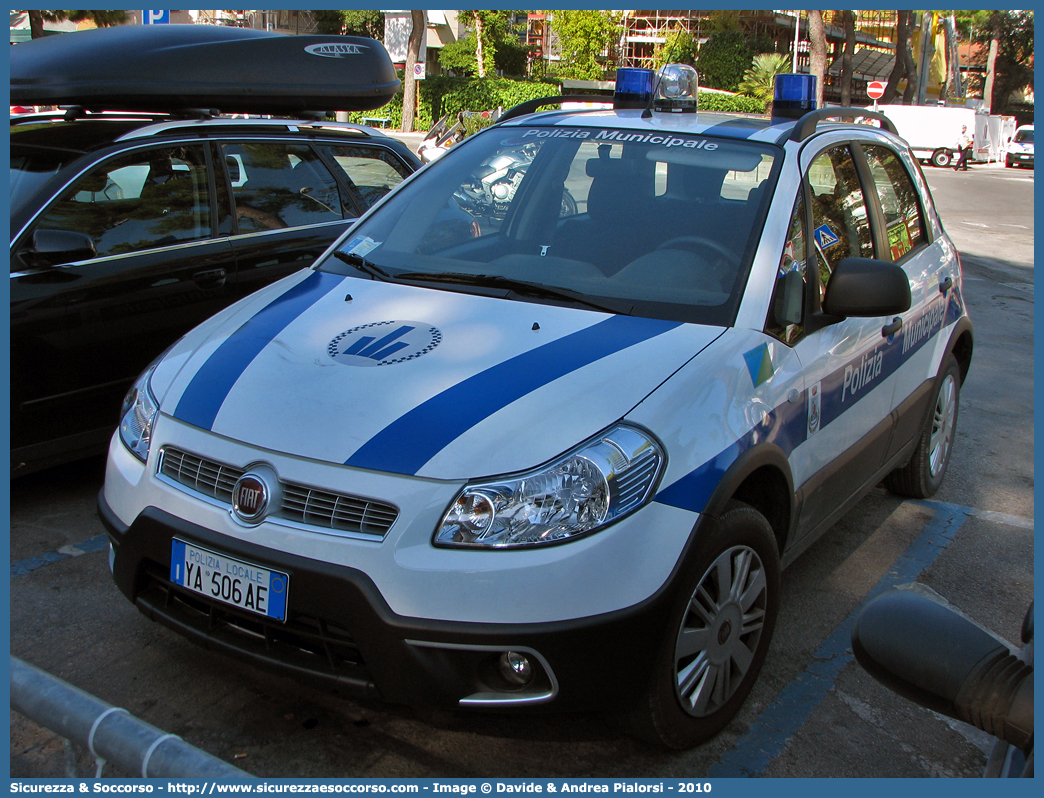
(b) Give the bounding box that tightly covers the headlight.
[434,425,665,549]
[118,364,160,463]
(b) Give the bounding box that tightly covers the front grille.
[161,448,242,501]
[159,447,398,538]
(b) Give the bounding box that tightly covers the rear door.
[860,142,955,461]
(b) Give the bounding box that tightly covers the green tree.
[696,30,753,92]
[312,10,383,40]
[739,53,793,111]
[653,27,697,70]
[968,10,1033,113]
[550,10,622,81]
[439,11,529,78]
[28,10,128,39]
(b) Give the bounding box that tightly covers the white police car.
[100,69,972,748]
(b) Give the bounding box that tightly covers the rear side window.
[863,145,927,262]
[29,145,212,258]
[321,145,411,210]
[222,142,343,232]
[807,146,874,299]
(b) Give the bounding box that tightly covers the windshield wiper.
[333,250,393,282]
[394,272,631,315]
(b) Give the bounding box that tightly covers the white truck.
[876,104,982,168]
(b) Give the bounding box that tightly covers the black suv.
[11,112,420,474]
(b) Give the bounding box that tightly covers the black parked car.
[9,25,419,475]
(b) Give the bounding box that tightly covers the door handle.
[882,317,903,337]
[939,275,954,293]
[193,268,227,289]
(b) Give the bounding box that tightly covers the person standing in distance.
[954,125,973,170]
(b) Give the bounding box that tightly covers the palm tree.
[739,53,793,111]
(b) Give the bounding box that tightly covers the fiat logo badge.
[232,468,280,524]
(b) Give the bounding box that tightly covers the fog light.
[498,651,533,686]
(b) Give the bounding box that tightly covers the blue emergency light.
[614,67,655,109]
[614,65,699,113]
[772,73,817,120]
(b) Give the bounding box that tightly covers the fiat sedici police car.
[101,69,972,748]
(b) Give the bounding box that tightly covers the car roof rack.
[113,117,377,142]
[787,107,898,143]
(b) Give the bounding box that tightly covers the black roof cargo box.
[10,24,400,115]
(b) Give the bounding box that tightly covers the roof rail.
[114,117,371,143]
[788,107,898,143]
[498,94,610,124]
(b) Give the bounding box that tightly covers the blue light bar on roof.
[614,67,654,110]
[772,74,817,120]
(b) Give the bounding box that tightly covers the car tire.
[885,355,961,498]
[931,149,952,168]
[623,501,780,749]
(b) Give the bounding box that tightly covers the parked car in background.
[1006,125,1034,168]
[10,25,417,475]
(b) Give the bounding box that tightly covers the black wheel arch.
[699,442,794,557]
[945,316,973,384]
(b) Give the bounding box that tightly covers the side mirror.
[26,229,97,267]
[822,257,911,318]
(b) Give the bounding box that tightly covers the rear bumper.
[99,492,705,712]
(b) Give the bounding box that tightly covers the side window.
[321,145,411,210]
[807,146,874,300]
[222,142,343,232]
[863,145,927,261]
[766,194,807,345]
[30,145,211,259]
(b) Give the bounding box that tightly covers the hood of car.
[154,269,723,480]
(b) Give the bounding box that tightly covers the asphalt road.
[9,160,1034,781]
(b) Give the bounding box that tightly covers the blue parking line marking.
[10,534,109,577]
[708,502,974,777]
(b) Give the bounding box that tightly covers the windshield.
[321,124,780,325]
[10,145,80,217]
[1014,129,1033,143]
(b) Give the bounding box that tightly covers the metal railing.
[11,657,254,779]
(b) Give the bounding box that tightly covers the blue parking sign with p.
[143,10,170,25]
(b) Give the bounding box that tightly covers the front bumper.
[99,492,710,712]
[1007,151,1034,166]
